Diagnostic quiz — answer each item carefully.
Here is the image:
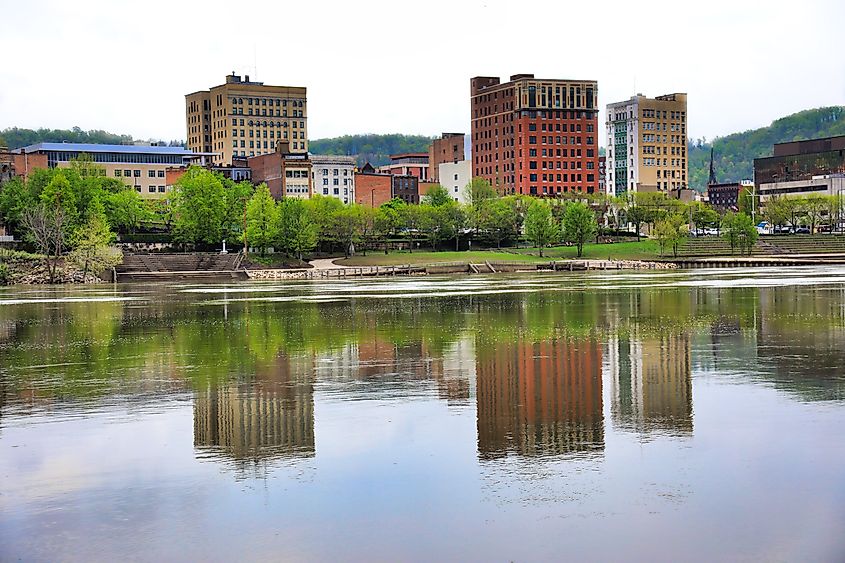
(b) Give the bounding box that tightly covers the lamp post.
[371,188,375,207]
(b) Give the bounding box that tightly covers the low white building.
[439,160,472,204]
[758,174,845,203]
[311,155,355,204]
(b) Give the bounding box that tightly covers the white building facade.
[310,155,355,204]
[439,160,472,204]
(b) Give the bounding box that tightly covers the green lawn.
[336,250,548,267]
[512,240,661,260]
[336,241,661,266]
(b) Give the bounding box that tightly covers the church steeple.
[708,147,718,185]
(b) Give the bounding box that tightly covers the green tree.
[400,203,424,252]
[329,206,364,257]
[763,196,790,229]
[305,195,344,252]
[524,199,559,257]
[482,198,516,248]
[803,195,827,234]
[375,201,404,254]
[653,214,688,258]
[690,201,719,235]
[244,184,278,255]
[171,167,226,245]
[277,197,317,260]
[466,178,497,235]
[626,205,649,241]
[68,211,121,280]
[104,189,150,234]
[421,184,452,207]
[223,180,254,242]
[722,212,758,255]
[562,202,598,257]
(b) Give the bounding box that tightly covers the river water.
[1,268,844,562]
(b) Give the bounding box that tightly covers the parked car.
[795,226,810,234]
[703,227,719,236]
[756,221,773,235]
[775,225,793,234]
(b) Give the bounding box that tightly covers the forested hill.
[688,106,845,190]
[308,134,434,167]
[0,127,183,149]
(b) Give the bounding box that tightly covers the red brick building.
[355,164,420,206]
[376,153,429,180]
[470,74,600,196]
[355,170,393,207]
[428,133,465,183]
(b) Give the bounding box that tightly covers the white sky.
[1,0,843,147]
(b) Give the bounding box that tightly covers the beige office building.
[605,93,687,195]
[15,142,211,199]
[186,73,308,166]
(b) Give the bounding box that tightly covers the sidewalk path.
[308,258,344,270]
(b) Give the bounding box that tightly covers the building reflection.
[193,353,315,471]
[476,337,604,459]
[608,333,693,436]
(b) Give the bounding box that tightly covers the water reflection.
[3,273,845,561]
[194,354,315,472]
[476,337,604,459]
[609,333,693,436]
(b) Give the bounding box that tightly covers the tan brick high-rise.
[186,73,307,166]
[605,93,687,195]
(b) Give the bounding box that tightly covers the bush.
[0,261,8,285]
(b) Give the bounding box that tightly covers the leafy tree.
[276,197,317,260]
[524,199,559,257]
[171,167,226,245]
[68,212,121,280]
[722,212,758,255]
[803,195,827,234]
[690,202,719,235]
[737,187,755,216]
[626,205,650,240]
[421,184,452,207]
[0,176,35,233]
[763,196,790,229]
[653,214,688,258]
[329,206,364,257]
[375,200,404,254]
[482,198,516,248]
[441,203,467,251]
[305,195,344,252]
[400,203,424,252]
[466,178,497,235]
[244,184,278,255]
[222,180,254,242]
[104,189,150,234]
[358,206,377,255]
[562,202,598,257]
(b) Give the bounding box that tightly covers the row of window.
[527,148,595,158]
[321,178,351,186]
[321,187,351,196]
[133,185,167,193]
[527,173,595,183]
[228,108,304,117]
[230,119,305,128]
[642,109,685,120]
[526,135,593,145]
[525,122,593,133]
[527,160,593,170]
[231,97,304,108]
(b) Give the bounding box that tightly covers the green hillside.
[0,126,183,149]
[688,106,845,190]
[308,134,434,167]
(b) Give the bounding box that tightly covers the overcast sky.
[1,0,843,147]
